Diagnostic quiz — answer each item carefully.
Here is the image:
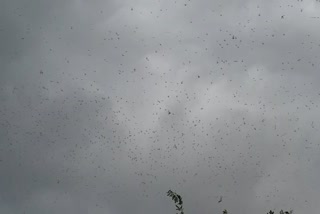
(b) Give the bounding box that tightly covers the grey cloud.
[1,0,320,214]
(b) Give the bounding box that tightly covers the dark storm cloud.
[1,0,320,214]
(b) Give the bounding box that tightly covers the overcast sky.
[1,0,320,213]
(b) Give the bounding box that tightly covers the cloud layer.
[1,0,320,213]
